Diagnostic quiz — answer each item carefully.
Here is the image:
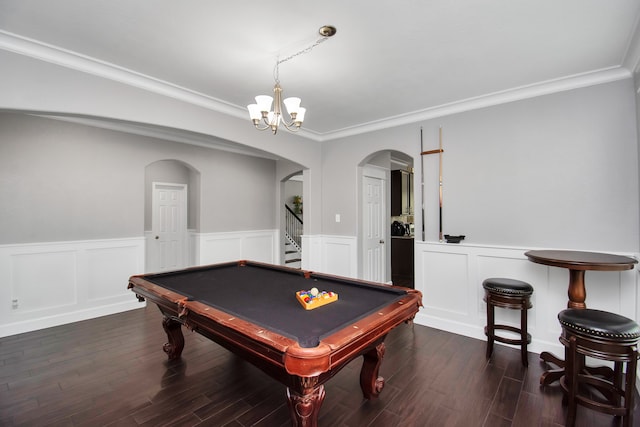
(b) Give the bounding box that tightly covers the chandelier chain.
[274,37,329,82]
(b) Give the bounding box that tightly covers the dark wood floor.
[1,305,638,426]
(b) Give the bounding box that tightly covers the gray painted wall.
[0,48,638,254]
[0,113,277,244]
[322,78,639,252]
[0,49,325,235]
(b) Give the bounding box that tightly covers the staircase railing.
[285,204,303,252]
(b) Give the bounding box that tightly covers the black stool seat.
[558,309,640,342]
[482,278,534,296]
[558,308,640,427]
[482,278,533,366]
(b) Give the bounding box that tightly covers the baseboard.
[414,310,563,357]
[0,299,144,338]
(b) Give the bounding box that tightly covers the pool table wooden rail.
[128,261,422,427]
[128,275,422,377]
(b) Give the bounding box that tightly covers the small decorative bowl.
[444,234,465,244]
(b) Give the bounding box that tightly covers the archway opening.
[282,172,303,268]
[358,150,414,287]
[144,159,201,272]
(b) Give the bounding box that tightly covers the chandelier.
[247,25,336,134]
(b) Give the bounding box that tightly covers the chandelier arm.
[253,121,272,131]
[256,117,278,134]
[281,121,301,132]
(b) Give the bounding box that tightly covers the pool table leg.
[161,316,185,360]
[286,380,325,427]
[360,341,386,399]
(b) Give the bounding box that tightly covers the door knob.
[155,236,159,240]
[379,239,385,244]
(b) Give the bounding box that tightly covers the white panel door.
[152,183,187,272]
[363,175,385,282]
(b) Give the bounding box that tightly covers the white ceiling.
[1,1,640,142]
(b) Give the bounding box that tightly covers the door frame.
[359,165,388,282]
[280,172,304,267]
[150,182,188,272]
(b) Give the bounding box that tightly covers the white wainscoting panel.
[301,235,357,278]
[301,234,322,272]
[194,230,277,266]
[421,250,470,318]
[0,238,145,338]
[322,235,357,278]
[86,245,142,302]
[413,242,639,357]
[244,234,277,264]
[10,250,78,312]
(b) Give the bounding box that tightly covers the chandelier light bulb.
[247,104,262,121]
[283,97,301,115]
[255,95,273,114]
[295,107,306,124]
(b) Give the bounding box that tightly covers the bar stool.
[482,278,533,366]
[558,308,640,427]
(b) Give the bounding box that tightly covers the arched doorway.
[359,150,414,286]
[282,172,303,268]
[144,159,200,272]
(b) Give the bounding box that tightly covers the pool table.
[128,260,422,426]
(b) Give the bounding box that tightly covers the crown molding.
[0,31,249,118]
[318,67,631,141]
[0,30,633,143]
[0,30,328,142]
